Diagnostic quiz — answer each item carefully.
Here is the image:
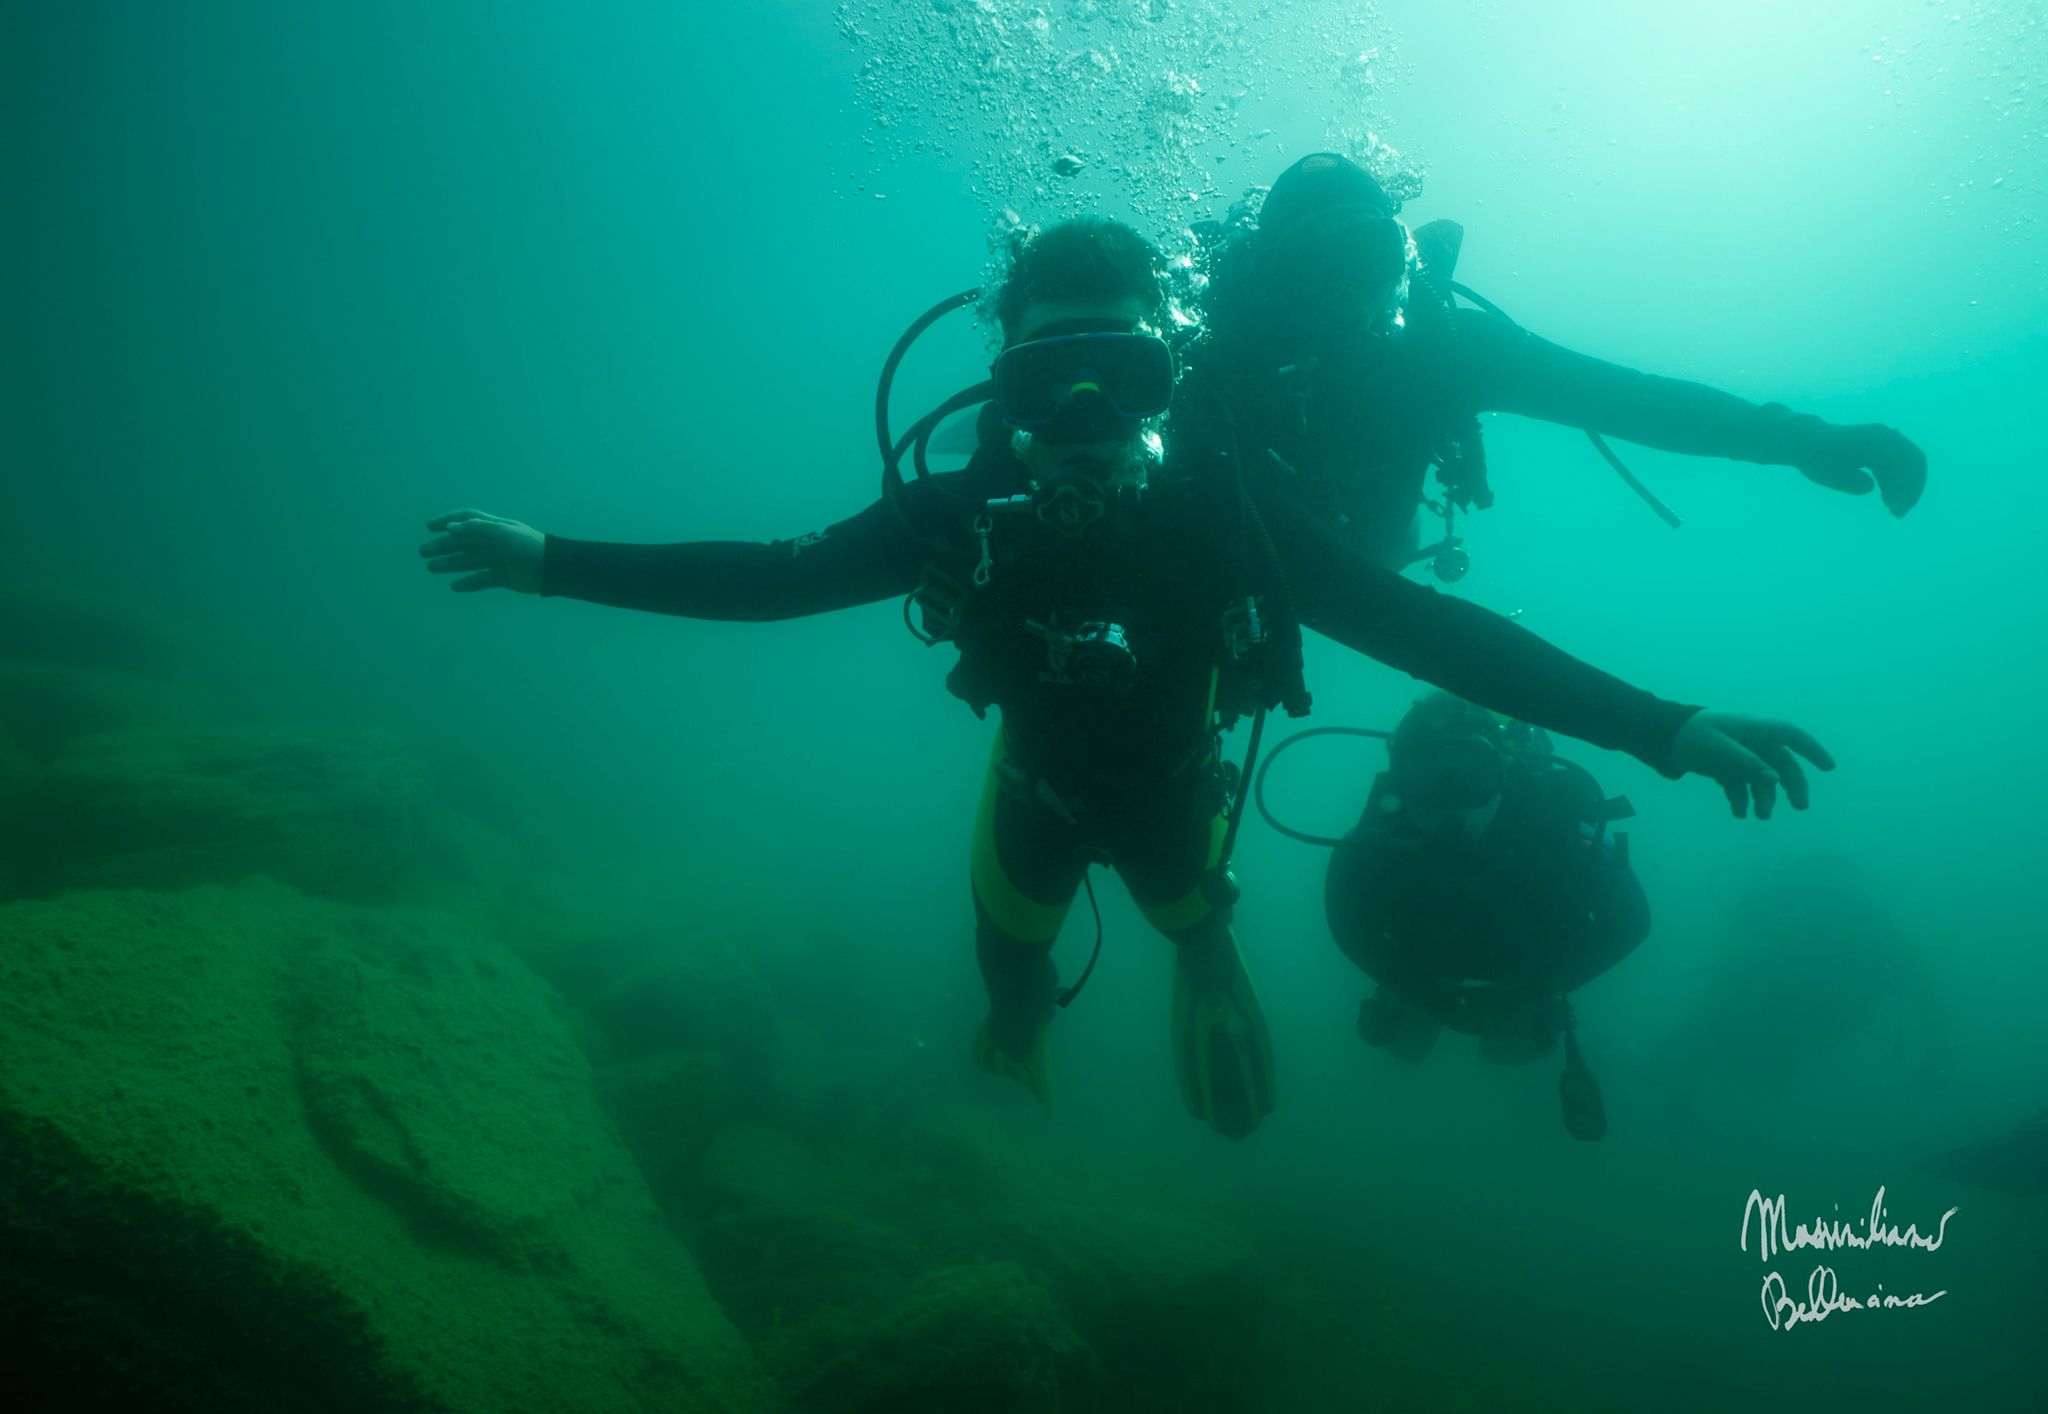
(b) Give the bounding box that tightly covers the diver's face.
[1263,212,1404,351]
[1391,730,1505,842]
[1405,795,1500,844]
[1006,296,1161,488]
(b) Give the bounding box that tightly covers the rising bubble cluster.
[835,0,1425,238]
[1868,0,2044,216]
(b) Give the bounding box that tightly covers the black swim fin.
[1558,1028,1607,1141]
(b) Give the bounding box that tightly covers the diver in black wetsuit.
[1324,693,1650,1139]
[419,218,1832,1140]
[1183,152,1929,573]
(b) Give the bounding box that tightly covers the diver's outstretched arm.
[419,493,928,621]
[1270,494,1833,817]
[1453,308,1926,517]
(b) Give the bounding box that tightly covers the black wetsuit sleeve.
[1453,307,1830,466]
[1267,495,1698,774]
[539,487,943,621]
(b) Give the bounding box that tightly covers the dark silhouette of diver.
[1312,693,1647,1138]
[1181,152,1928,576]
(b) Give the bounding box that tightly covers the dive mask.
[993,331,1175,431]
[1387,735,1505,810]
[1266,207,1410,338]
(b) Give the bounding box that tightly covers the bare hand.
[1666,710,1835,820]
[419,510,544,594]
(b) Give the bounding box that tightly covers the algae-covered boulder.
[0,592,177,677]
[585,941,780,1076]
[495,867,756,1010]
[0,882,775,1414]
[27,726,521,906]
[697,1123,838,1212]
[765,1023,934,1162]
[287,910,624,1270]
[877,1101,1015,1215]
[686,1131,940,1389]
[696,1200,935,1378]
[0,659,200,761]
[0,723,33,899]
[0,595,190,761]
[593,1047,733,1207]
[793,1262,1101,1414]
[932,1203,1272,1414]
[496,881,667,1009]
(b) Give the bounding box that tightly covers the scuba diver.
[1306,693,1647,1139]
[418,217,1833,1140]
[1179,151,1930,576]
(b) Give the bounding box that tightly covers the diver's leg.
[1542,859,1638,1139]
[1557,1009,1608,1142]
[969,740,1086,1108]
[1116,809,1276,1140]
[1358,987,1445,1066]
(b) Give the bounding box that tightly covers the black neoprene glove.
[1794,421,1927,517]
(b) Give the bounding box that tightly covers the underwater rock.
[495,877,683,1009]
[0,881,776,1414]
[695,1201,932,1343]
[584,940,780,1076]
[765,1022,931,1160]
[593,1046,734,1207]
[0,595,187,761]
[934,1202,1270,1413]
[875,1101,1015,1216]
[286,910,620,1270]
[0,1106,433,1413]
[0,592,177,678]
[696,1212,1087,1406]
[697,1124,837,1213]
[0,659,200,761]
[681,1110,1268,1412]
[26,725,521,907]
[0,724,33,899]
[792,1261,1100,1414]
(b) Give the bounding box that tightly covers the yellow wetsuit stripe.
[1134,811,1228,934]
[970,725,1074,945]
